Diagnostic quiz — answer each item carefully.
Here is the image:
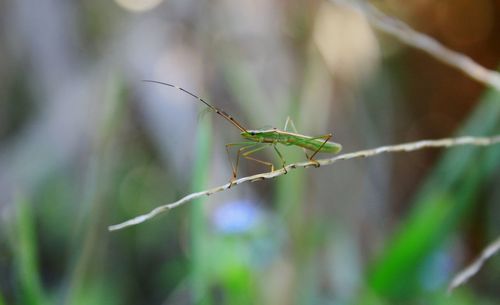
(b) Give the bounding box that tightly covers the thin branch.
[448,236,500,293]
[108,134,500,231]
[329,0,500,91]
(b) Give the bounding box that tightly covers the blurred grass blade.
[190,115,212,304]
[66,74,126,305]
[368,88,500,297]
[14,197,48,305]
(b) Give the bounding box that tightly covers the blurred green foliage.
[1,1,500,304]
[368,89,500,300]
[2,71,500,305]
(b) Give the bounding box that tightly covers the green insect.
[144,80,342,183]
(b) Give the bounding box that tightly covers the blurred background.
[1,0,500,304]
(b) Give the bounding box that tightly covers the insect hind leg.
[307,133,332,167]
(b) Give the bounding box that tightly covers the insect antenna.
[142,80,248,133]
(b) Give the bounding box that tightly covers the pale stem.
[109,134,500,231]
[329,0,500,91]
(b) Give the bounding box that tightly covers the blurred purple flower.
[212,199,263,234]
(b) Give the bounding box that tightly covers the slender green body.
[143,79,342,180]
[241,129,342,153]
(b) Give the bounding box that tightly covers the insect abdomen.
[287,136,342,153]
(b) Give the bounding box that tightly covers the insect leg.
[272,145,288,174]
[241,145,275,173]
[283,116,291,131]
[283,117,311,159]
[283,116,299,133]
[307,133,332,167]
[225,142,259,185]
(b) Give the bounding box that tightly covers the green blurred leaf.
[369,88,500,298]
[13,197,48,305]
[190,116,212,304]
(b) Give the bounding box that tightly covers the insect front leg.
[225,142,259,187]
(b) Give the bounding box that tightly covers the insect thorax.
[241,130,281,143]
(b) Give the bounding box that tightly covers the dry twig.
[329,0,500,91]
[108,135,500,231]
[448,236,500,293]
